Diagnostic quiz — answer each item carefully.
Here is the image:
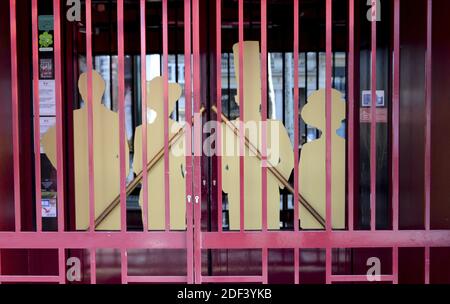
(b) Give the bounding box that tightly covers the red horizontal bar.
[202,231,450,249]
[0,232,186,249]
[330,275,393,283]
[0,276,61,283]
[201,276,263,283]
[126,276,188,283]
[1,231,448,250]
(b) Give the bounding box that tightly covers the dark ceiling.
[68,0,353,54]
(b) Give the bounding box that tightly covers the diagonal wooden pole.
[95,105,325,229]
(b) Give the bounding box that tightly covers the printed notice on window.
[42,198,57,218]
[38,79,56,116]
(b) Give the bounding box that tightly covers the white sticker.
[38,79,56,115]
[361,90,385,107]
[42,198,57,218]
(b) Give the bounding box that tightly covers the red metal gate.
[1,0,195,284]
[1,0,450,284]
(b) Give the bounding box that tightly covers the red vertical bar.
[58,248,65,284]
[86,0,96,283]
[392,0,401,279]
[325,247,332,284]
[185,0,194,284]
[117,0,127,285]
[370,0,377,231]
[54,0,66,283]
[262,248,268,284]
[238,0,245,232]
[293,0,300,284]
[117,0,127,284]
[162,0,170,231]
[293,0,299,233]
[193,0,202,284]
[121,249,127,284]
[325,0,332,284]
[425,0,432,234]
[117,0,126,233]
[261,0,268,233]
[325,0,332,231]
[90,249,96,284]
[392,246,398,284]
[348,0,355,231]
[261,0,268,285]
[216,0,223,232]
[32,0,42,232]
[392,0,400,232]
[9,0,21,232]
[424,0,432,285]
[53,0,65,232]
[425,246,430,284]
[392,0,400,284]
[86,0,95,233]
[140,0,148,232]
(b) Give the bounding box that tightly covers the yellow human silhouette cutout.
[41,70,130,230]
[133,77,186,230]
[221,41,294,230]
[299,89,346,229]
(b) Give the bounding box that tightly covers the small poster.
[38,15,54,31]
[39,58,53,79]
[361,90,385,107]
[360,108,388,123]
[42,198,57,218]
[38,80,56,115]
[39,31,54,52]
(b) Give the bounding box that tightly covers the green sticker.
[39,32,53,48]
[38,15,54,31]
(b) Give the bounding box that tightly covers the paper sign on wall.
[42,198,57,218]
[38,80,56,116]
[39,58,54,79]
[361,90,385,107]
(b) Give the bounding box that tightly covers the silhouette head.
[78,70,106,105]
[301,89,346,134]
[146,76,182,118]
[232,41,262,122]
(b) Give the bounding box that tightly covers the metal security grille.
[1,0,449,284]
